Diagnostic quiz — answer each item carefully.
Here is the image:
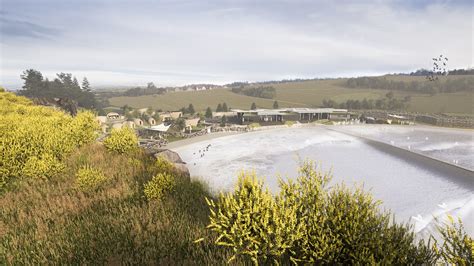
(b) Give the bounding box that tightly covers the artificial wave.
[173,125,474,237]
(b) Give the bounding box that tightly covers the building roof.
[288,108,348,114]
[107,112,120,117]
[148,123,171,132]
[212,111,236,117]
[257,110,285,116]
[388,114,408,119]
[185,118,200,127]
[232,108,348,114]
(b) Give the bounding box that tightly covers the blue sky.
[1,0,472,88]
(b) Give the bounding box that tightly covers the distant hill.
[108,74,474,115]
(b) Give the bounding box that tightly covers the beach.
[165,131,244,149]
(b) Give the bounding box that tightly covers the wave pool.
[173,125,474,236]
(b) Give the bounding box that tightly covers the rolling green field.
[109,89,307,111]
[109,77,473,114]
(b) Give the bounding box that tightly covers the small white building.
[106,112,121,120]
[124,121,136,129]
[96,116,107,125]
[148,117,156,126]
[160,111,182,122]
[133,119,144,126]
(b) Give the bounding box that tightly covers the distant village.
[96,106,418,148]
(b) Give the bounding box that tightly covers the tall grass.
[1,144,233,264]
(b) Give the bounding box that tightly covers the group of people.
[192,144,212,165]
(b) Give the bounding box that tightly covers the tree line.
[123,82,167,96]
[409,68,474,76]
[345,76,473,95]
[231,86,276,99]
[19,69,97,109]
[322,92,410,110]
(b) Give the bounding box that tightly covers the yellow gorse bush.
[206,172,300,264]
[204,161,471,265]
[434,215,473,265]
[0,90,98,189]
[22,153,65,179]
[75,165,108,191]
[143,172,175,200]
[103,127,138,154]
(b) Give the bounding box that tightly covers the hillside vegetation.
[109,75,474,114]
[109,89,307,111]
[1,90,471,264]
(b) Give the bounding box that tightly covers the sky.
[0,0,472,89]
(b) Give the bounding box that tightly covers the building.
[96,116,107,125]
[133,118,144,126]
[289,108,349,121]
[388,114,411,125]
[185,118,200,127]
[123,121,136,129]
[160,111,183,122]
[212,111,237,118]
[111,122,124,129]
[106,112,121,120]
[232,108,349,124]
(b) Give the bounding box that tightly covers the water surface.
[173,125,474,236]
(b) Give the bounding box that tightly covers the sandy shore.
[165,131,244,150]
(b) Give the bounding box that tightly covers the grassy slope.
[109,89,305,111]
[1,144,232,264]
[109,76,473,114]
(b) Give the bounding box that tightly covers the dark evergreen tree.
[222,102,228,112]
[81,77,91,92]
[220,115,227,127]
[250,102,257,110]
[19,69,97,109]
[205,107,213,118]
[19,69,45,97]
[187,104,195,114]
[216,103,223,112]
[273,101,279,109]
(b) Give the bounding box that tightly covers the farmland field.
[109,89,307,111]
[109,77,473,114]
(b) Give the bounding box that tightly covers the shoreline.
[165,131,244,150]
[168,123,473,179]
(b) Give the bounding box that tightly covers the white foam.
[418,141,474,152]
[414,196,474,240]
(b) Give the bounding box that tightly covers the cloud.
[0,16,59,40]
[0,0,472,88]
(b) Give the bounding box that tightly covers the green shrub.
[204,161,440,264]
[76,165,108,191]
[435,215,473,265]
[103,127,138,154]
[143,173,175,200]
